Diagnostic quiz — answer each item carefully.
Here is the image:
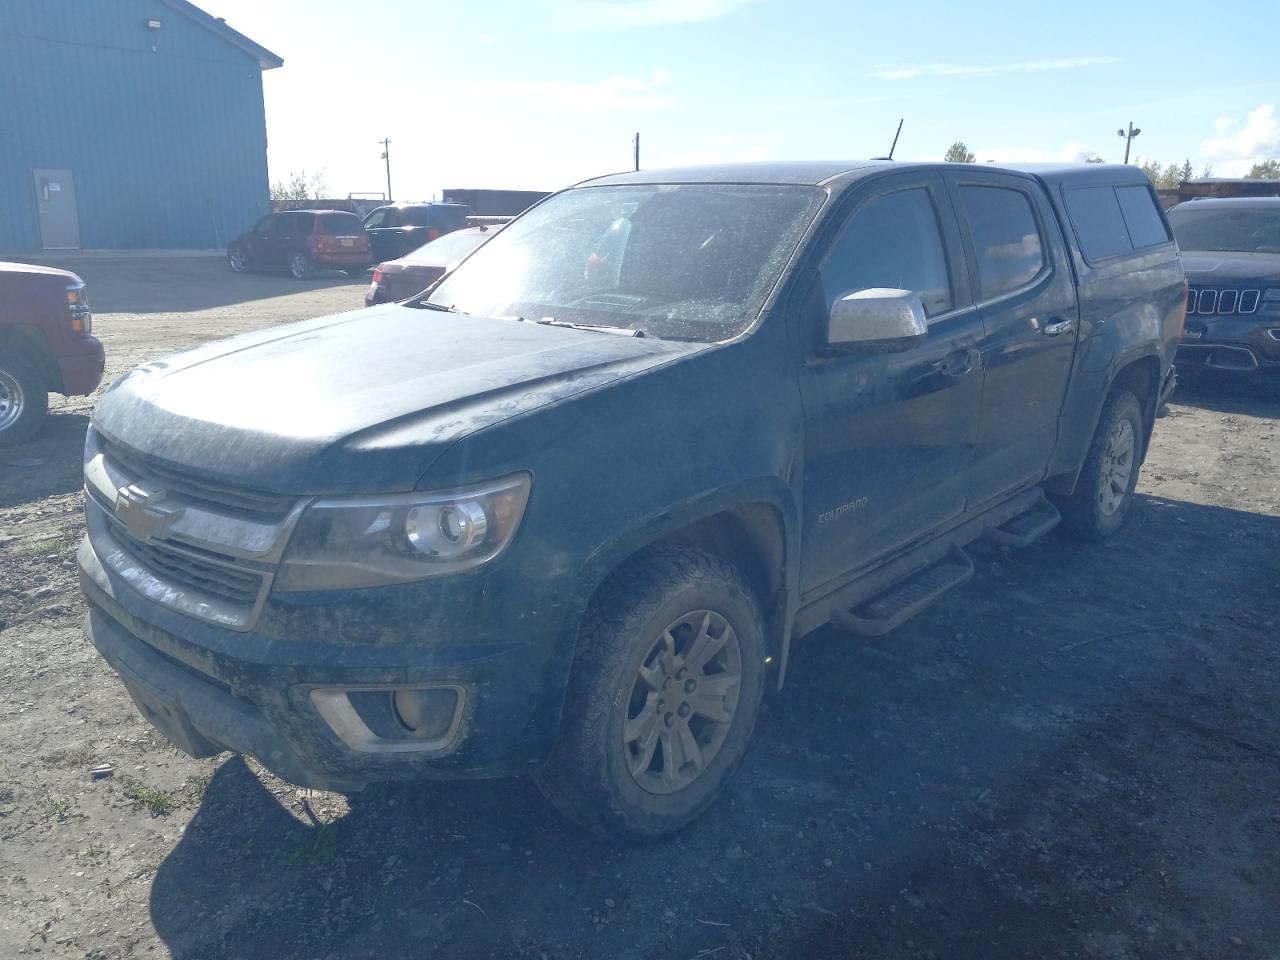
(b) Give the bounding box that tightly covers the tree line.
[943,142,1280,186]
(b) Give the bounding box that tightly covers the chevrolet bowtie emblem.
[114,484,183,543]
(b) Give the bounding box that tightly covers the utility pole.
[379,138,393,201]
[633,132,640,172]
[1116,122,1141,165]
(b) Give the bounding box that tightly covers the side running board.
[984,496,1061,549]
[830,547,974,638]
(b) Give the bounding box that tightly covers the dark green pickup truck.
[80,160,1184,838]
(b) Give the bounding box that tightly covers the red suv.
[227,210,372,279]
[0,261,105,445]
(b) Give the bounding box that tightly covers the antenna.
[887,118,904,160]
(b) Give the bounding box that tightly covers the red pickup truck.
[0,262,105,445]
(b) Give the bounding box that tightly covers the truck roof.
[1168,196,1280,210]
[585,160,1153,192]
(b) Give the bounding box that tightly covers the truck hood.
[92,304,698,494]
[1180,251,1280,285]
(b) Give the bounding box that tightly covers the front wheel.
[0,352,49,447]
[288,251,313,280]
[534,546,767,840]
[227,246,248,273]
[1057,389,1145,541]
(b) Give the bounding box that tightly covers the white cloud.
[872,56,1122,81]
[548,0,760,30]
[1200,104,1279,176]
[468,69,674,113]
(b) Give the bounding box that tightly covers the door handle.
[1042,318,1075,337]
[931,348,977,378]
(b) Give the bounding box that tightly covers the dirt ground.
[2,257,1278,960]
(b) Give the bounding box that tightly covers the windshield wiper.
[531,317,644,337]
[411,300,468,314]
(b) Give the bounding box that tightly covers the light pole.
[379,138,392,202]
[1116,122,1141,165]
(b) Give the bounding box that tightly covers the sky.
[204,0,1280,202]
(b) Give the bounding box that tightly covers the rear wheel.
[0,351,49,447]
[535,546,767,840]
[1057,389,1145,541]
[288,251,313,280]
[343,268,366,279]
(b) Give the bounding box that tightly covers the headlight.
[275,473,531,591]
[1264,288,1280,303]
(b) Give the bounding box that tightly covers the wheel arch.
[0,324,59,392]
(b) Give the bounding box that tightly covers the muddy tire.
[227,246,248,273]
[0,351,49,447]
[1058,389,1145,541]
[534,546,767,841]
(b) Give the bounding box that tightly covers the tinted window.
[318,213,363,235]
[253,215,274,234]
[363,209,390,229]
[1064,186,1132,261]
[282,212,314,234]
[821,187,952,317]
[1167,205,1280,253]
[1116,185,1170,249]
[960,185,1045,299]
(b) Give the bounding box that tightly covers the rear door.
[277,212,313,264]
[948,171,1080,506]
[364,208,400,262]
[796,173,984,595]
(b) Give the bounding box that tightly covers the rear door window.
[1063,186,1134,261]
[1115,185,1171,249]
[959,185,1046,300]
[821,186,953,317]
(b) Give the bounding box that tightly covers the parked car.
[362,202,474,263]
[0,261,104,445]
[80,161,1182,840]
[227,210,371,279]
[365,224,503,306]
[1166,197,1280,379]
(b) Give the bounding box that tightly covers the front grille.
[1189,287,1260,316]
[101,439,295,521]
[119,534,264,606]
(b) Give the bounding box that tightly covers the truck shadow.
[1171,376,1280,415]
[147,494,1280,959]
[0,412,90,508]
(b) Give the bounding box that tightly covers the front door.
[796,174,984,597]
[32,169,80,250]
[946,170,1080,506]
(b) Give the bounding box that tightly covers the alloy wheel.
[0,370,25,432]
[623,610,742,795]
[1097,417,1136,516]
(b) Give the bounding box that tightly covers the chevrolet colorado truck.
[0,261,104,445]
[79,161,1184,839]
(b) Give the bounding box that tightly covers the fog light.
[392,687,460,738]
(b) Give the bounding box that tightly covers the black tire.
[227,246,248,273]
[534,545,767,841]
[288,251,313,280]
[343,268,367,279]
[1057,389,1145,541]
[0,350,49,447]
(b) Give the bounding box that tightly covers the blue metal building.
[0,0,282,252]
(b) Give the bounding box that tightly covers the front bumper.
[56,337,105,395]
[1177,315,1280,375]
[78,521,572,791]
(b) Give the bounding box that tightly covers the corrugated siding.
[0,0,272,251]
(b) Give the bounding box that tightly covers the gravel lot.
[2,257,1278,959]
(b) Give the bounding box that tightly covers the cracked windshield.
[1,0,1278,958]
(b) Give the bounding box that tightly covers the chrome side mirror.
[825,287,928,353]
